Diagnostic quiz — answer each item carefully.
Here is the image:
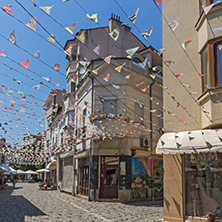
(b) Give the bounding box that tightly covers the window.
[215,43,222,85]
[71,82,76,92]
[103,97,117,115]
[132,57,142,64]
[135,101,144,123]
[185,153,222,218]
[201,46,209,91]
[201,39,222,90]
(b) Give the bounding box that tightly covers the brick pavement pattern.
[0,183,163,222]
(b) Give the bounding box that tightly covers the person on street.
[44,179,49,190]
[12,176,17,189]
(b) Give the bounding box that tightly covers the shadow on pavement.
[0,185,46,222]
[125,200,163,207]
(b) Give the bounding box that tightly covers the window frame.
[201,37,222,91]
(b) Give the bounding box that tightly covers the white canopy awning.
[16,169,26,174]
[25,170,39,175]
[36,169,49,173]
[46,160,57,170]
[156,129,222,154]
[0,164,16,174]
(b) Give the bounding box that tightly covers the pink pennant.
[21,104,26,107]
[3,108,7,112]
[19,59,29,69]
[0,50,6,57]
[141,86,149,92]
[104,55,112,64]
[20,96,26,101]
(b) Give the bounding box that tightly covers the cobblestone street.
[0,183,163,222]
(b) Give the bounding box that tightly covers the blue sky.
[0,0,162,145]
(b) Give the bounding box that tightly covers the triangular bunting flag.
[138,58,148,69]
[65,23,76,35]
[6,90,13,96]
[153,0,162,7]
[52,63,60,71]
[181,40,191,50]
[72,74,78,83]
[9,104,15,111]
[115,63,126,73]
[19,59,29,69]
[20,96,26,101]
[20,107,25,113]
[47,34,56,45]
[86,13,98,23]
[0,50,6,57]
[104,55,112,64]
[104,73,110,82]
[76,30,85,44]
[39,6,54,15]
[21,104,26,108]
[41,77,51,81]
[10,99,15,104]
[2,5,12,16]
[17,91,24,96]
[3,108,7,112]
[26,17,37,32]
[8,31,16,44]
[92,67,100,75]
[38,81,45,85]
[126,46,139,58]
[141,28,153,40]
[32,50,40,59]
[93,44,100,55]
[128,8,139,24]
[64,45,73,56]
[32,85,40,89]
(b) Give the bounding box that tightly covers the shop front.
[157,129,222,222]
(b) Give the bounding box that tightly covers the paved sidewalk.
[0,183,163,222]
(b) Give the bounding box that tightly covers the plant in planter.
[98,111,106,119]
[118,113,131,123]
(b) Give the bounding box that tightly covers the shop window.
[135,101,144,123]
[185,153,222,218]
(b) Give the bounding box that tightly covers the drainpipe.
[88,71,94,201]
[72,141,76,196]
[149,76,155,202]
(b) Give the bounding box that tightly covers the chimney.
[109,13,122,32]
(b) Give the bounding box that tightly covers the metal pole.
[88,76,94,201]
[72,142,76,196]
[149,78,155,202]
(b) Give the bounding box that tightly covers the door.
[80,166,89,196]
[100,156,119,198]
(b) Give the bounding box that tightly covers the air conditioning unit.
[140,138,149,148]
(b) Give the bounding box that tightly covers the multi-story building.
[62,14,163,202]
[157,1,222,221]
[0,138,6,164]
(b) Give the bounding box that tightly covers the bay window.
[201,39,222,91]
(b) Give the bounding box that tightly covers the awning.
[156,129,222,154]
[36,169,49,173]
[25,170,39,175]
[46,160,57,170]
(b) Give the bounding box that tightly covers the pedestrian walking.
[12,176,17,189]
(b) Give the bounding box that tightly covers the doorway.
[100,156,119,198]
[80,166,89,196]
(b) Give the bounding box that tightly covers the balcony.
[198,86,222,128]
[195,2,222,52]
[66,60,78,79]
